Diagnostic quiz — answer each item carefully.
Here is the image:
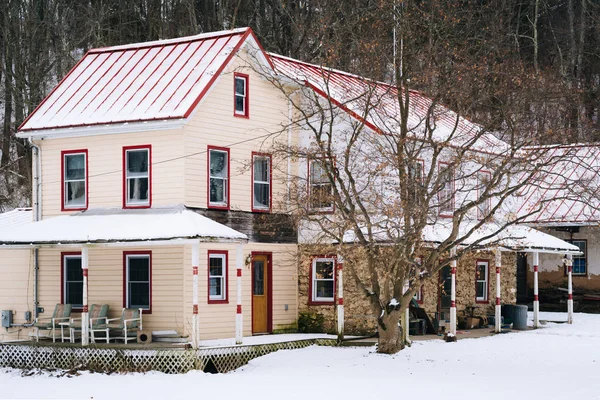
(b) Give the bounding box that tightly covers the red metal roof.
[19,28,257,132]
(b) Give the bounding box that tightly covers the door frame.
[251,251,273,334]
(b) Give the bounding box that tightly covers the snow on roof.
[0,208,33,230]
[517,144,600,225]
[0,206,247,246]
[18,28,258,132]
[269,53,508,154]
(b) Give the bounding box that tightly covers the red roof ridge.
[89,27,250,53]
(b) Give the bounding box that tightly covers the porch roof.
[0,205,247,248]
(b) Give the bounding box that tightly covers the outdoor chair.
[33,304,72,342]
[107,308,143,344]
[62,304,110,343]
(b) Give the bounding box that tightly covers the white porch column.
[495,249,502,333]
[81,246,89,346]
[235,244,243,344]
[191,242,200,349]
[336,258,344,341]
[567,254,573,324]
[533,252,540,329]
[449,248,457,336]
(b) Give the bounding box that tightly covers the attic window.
[234,73,249,117]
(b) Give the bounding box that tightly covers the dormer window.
[123,145,151,208]
[234,73,249,118]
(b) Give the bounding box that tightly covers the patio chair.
[107,308,143,344]
[33,304,72,342]
[63,304,110,344]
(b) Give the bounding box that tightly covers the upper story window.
[208,146,230,209]
[475,260,489,302]
[438,162,454,216]
[234,73,249,118]
[208,251,228,303]
[408,160,424,205]
[310,257,335,304]
[252,153,271,212]
[62,150,88,211]
[567,240,587,275]
[124,252,152,311]
[123,145,151,208]
[477,171,492,220]
[309,159,333,212]
[62,253,83,308]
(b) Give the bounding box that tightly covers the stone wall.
[298,247,517,335]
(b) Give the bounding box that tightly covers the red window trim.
[60,251,84,312]
[414,285,424,305]
[251,251,273,333]
[61,149,89,212]
[251,152,272,213]
[477,170,492,221]
[308,157,336,214]
[122,145,152,209]
[207,146,231,210]
[475,259,490,304]
[122,251,153,314]
[233,73,249,118]
[208,250,229,304]
[308,255,337,306]
[438,161,454,218]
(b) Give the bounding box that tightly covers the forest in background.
[0,0,598,210]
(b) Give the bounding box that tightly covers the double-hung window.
[477,171,492,220]
[124,146,151,208]
[208,147,229,209]
[438,162,454,216]
[408,160,424,206]
[309,159,333,211]
[567,240,587,275]
[62,253,83,308]
[208,251,227,303]
[475,260,489,302]
[311,257,335,303]
[62,150,87,210]
[252,154,271,211]
[125,252,151,311]
[234,73,249,117]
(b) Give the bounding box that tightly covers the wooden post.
[336,259,344,341]
[191,242,200,349]
[566,254,573,324]
[235,244,243,344]
[495,249,502,333]
[533,252,540,328]
[81,246,89,346]
[449,248,457,336]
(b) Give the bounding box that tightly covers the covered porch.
[0,206,248,349]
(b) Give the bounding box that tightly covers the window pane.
[127,150,148,174]
[311,184,332,209]
[128,177,149,201]
[476,282,485,298]
[129,282,150,308]
[254,158,269,182]
[254,183,269,208]
[66,258,82,280]
[310,161,328,184]
[209,277,222,296]
[316,281,334,299]
[65,154,85,180]
[235,95,245,112]
[253,261,264,296]
[235,77,245,96]
[476,264,486,281]
[315,261,333,279]
[66,282,83,305]
[210,178,225,203]
[209,265,223,277]
[66,181,85,205]
[128,257,149,281]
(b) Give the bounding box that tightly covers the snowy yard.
[2,312,599,400]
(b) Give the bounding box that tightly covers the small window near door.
[208,251,228,303]
[310,257,335,304]
[234,73,249,117]
[62,150,88,211]
[567,240,587,275]
[476,260,489,302]
[62,253,83,308]
[252,153,271,212]
[124,252,151,311]
[253,260,265,296]
[123,146,151,208]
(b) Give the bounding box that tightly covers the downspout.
[29,137,41,320]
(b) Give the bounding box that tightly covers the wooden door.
[252,254,269,334]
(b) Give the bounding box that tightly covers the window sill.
[208,204,230,211]
[475,300,489,304]
[124,203,151,209]
[252,207,271,213]
[308,300,335,306]
[208,299,229,305]
[233,113,249,119]
[62,206,88,212]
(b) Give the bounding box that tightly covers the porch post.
[449,248,457,336]
[81,246,89,346]
[336,258,344,341]
[566,254,573,324]
[533,252,540,328]
[495,248,502,333]
[191,242,200,349]
[235,243,243,344]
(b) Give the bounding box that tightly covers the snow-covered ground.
[2,312,599,400]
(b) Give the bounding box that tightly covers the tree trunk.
[377,309,404,354]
